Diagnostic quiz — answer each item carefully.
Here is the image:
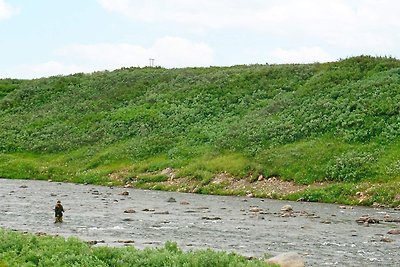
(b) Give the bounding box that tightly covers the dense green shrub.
[325,152,376,182]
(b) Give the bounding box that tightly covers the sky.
[1,0,400,79]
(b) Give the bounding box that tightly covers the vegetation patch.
[1,56,400,206]
[0,229,273,267]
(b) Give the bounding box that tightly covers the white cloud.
[270,47,335,64]
[56,36,214,69]
[56,43,148,69]
[97,0,400,52]
[98,0,242,28]
[1,36,214,78]
[0,0,18,20]
[150,36,213,67]
[2,61,88,79]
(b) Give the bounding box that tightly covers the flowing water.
[0,178,399,266]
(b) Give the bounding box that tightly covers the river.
[0,178,399,266]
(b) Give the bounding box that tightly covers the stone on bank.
[265,252,305,267]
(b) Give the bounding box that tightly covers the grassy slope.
[0,56,399,206]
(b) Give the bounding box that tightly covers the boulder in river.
[265,252,305,267]
[167,197,176,203]
[123,209,136,213]
[154,211,169,215]
[387,229,400,235]
[201,216,221,221]
[142,208,155,212]
[356,215,380,224]
[383,214,400,223]
[281,205,293,212]
[380,236,393,243]
[116,240,135,244]
[249,207,263,213]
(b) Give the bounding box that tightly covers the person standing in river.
[54,200,64,223]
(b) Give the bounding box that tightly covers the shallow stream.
[0,178,399,266]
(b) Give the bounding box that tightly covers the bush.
[325,152,376,182]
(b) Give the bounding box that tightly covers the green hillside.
[1,56,399,206]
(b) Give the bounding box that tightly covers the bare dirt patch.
[152,170,326,197]
[211,173,324,195]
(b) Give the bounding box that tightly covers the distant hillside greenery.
[1,56,399,206]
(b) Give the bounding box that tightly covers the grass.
[0,229,274,267]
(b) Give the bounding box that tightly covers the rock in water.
[167,197,176,203]
[281,205,293,212]
[266,252,305,267]
[124,209,136,213]
[249,207,262,212]
[387,229,400,235]
[356,215,380,224]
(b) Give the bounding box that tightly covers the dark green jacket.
[55,204,64,217]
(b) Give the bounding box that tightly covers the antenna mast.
[149,58,155,67]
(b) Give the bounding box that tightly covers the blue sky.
[1,0,400,79]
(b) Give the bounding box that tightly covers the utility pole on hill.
[149,58,155,67]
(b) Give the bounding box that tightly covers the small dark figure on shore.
[54,200,64,223]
